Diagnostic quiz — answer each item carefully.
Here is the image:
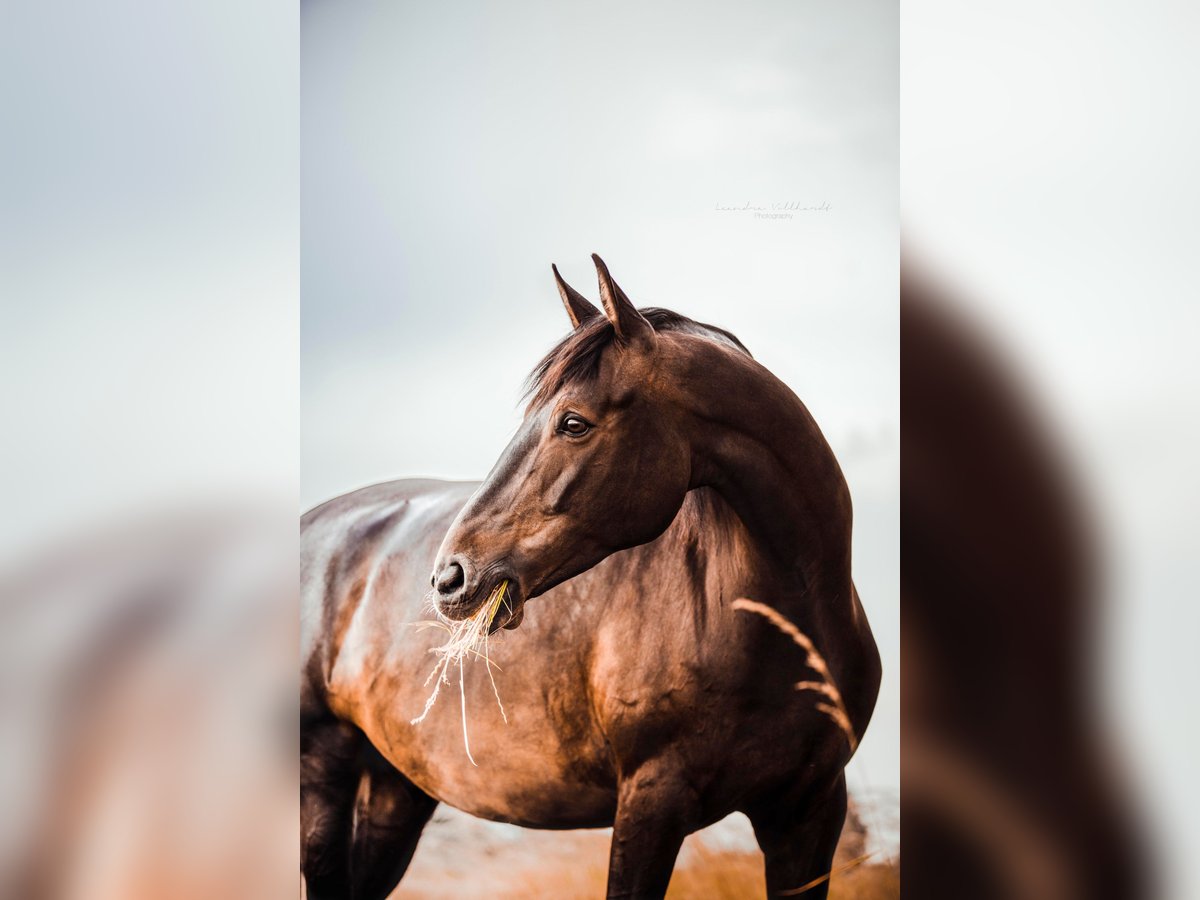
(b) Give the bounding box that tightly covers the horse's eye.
[560,415,591,436]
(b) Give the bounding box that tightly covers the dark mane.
[524,307,750,411]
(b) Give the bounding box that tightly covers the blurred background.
[301,0,899,892]
[4,0,1199,896]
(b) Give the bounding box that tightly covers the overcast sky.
[302,0,898,792]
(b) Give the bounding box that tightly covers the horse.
[300,255,881,899]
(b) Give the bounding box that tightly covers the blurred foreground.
[0,510,299,899]
[902,274,1148,898]
[2,1,299,896]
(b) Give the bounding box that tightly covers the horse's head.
[429,254,747,630]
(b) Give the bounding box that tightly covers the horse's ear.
[552,264,601,329]
[592,254,655,349]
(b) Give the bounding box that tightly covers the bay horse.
[301,255,881,899]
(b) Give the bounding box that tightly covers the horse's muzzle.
[431,555,529,632]
[431,555,478,617]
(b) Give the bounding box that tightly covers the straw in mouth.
[409,580,511,765]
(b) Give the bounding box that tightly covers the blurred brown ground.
[391,800,898,899]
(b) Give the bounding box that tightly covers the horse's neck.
[682,348,853,603]
[640,487,824,641]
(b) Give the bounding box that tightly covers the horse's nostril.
[434,562,465,596]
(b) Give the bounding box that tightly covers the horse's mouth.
[489,595,525,633]
[438,574,526,633]
[487,580,526,634]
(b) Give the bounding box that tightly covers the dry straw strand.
[779,852,876,896]
[732,598,858,752]
[409,580,511,764]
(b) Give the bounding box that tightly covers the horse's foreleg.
[301,716,437,900]
[605,765,699,899]
[747,773,848,899]
[301,717,360,897]
[344,745,437,900]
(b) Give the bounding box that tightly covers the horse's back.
[300,479,477,717]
